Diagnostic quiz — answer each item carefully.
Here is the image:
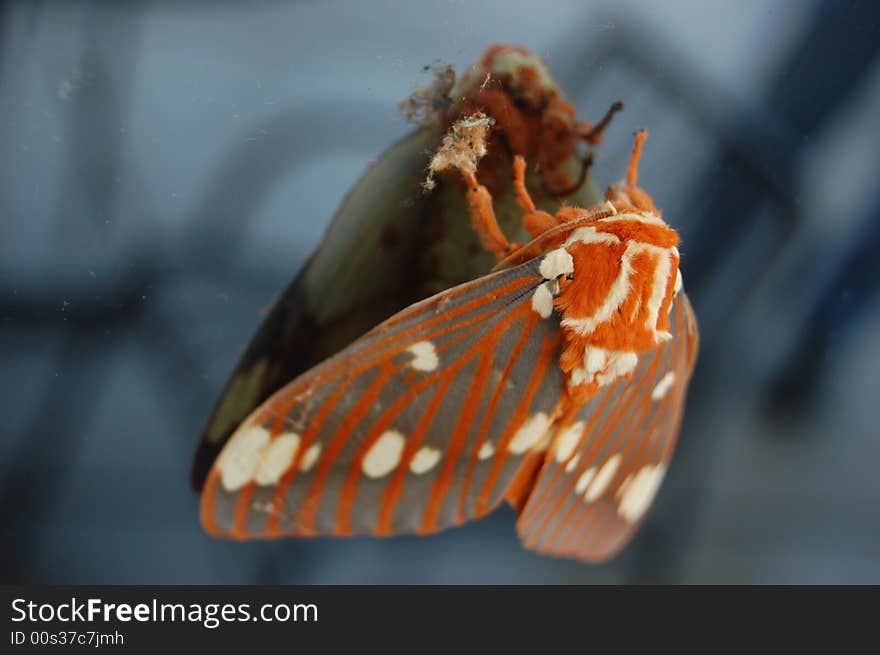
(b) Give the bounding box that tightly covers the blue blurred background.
[2,0,879,583]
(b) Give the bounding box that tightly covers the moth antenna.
[627,129,648,188]
[576,100,624,145]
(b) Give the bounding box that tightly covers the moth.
[198,129,699,564]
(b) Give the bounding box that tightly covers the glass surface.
[2,0,879,583]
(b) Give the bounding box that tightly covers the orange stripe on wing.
[264,375,358,536]
[336,298,530,534]
[348,277,535,369]
[262,279,536,426]
[298,364,398,534]
[335,364,464,534]
[456,313,535,522]
[231,483,257,539]
[548,351,664,554]
[200,470,223,536]
[529,341,666,552]
[262,302,501,427]
[519,372,637,541]
[414,306,538,533]
[555,302,685,557]
[515,378,621,530]
[374,376,456,535]
[328,295,537,535]
[382,275,534,330]
[560,384,673,559]
[559,369,670,557]
[476,324,560,515]
[418,350,494,534]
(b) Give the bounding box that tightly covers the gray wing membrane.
[201,257,568,539]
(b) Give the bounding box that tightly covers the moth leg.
[512,155,538,213]
[512,155,560,239]
[461,171,517,260]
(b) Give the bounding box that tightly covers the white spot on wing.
[478,441,495,460]
[618,464,667,523]
[508,413,552,454]
[651,372,676,401]
[410,446,442,475]
[674,268,683,296]
[565,453,581,473]
[575,467,596,495]
[407,341,439,371]
[363,430,405,478]
[554,421,585,463]
[539,248,574,280]
[299,442,322,472]
[531,282,555,318]
[217,426,270,492]
[584,453,621,502]
[255,432,301,486]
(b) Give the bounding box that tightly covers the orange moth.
[197,120,699,563]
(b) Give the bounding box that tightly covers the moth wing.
[200,257,568,539]
[192,127,442,490]
[514,292,699,563]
